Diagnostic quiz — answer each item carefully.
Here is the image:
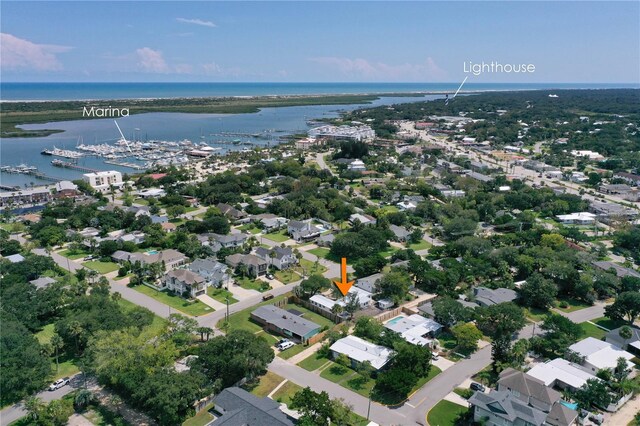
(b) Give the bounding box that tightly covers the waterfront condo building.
[83,171,124,193]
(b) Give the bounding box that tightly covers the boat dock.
[51,159,100,173]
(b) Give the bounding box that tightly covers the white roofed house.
[349,213,377,227]
[384,314,442,348]
[567,337,635,375]
[526,358,599,392]
[556,212,597,225]
[330,335,393,370]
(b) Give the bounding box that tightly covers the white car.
[48,377,70,391]
[431,352,440,360]
[277,341,295,351]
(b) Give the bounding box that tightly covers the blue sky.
[1,1,638,83]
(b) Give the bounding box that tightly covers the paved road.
[269,358,408,426]
[0,375,93,426]
[315,152,335,176]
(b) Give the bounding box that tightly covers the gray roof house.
[592,261,640,278]
[287,220,320,242]
[605,326,640,355]
[29,276,57,289]
[251,305,321,343]
[355,273,384,294]
[389,224,411,242]
[212,387,294,426]
[209,233,249,249]
[316,233,335,247]
[254,246,296,270]
[225,253,268,277]
[473,286,518,306]
[162,269,206,299]
[188,258,230,288]
[469,368,578,426]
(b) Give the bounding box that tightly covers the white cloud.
[174,64,193,74]
[176,17,216,28]
[135,47,170,73]
[0,33,72,71]
[309,56,448,81]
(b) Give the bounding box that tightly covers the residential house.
[118,231,145,245]
[259,215,289,232]
[287,220,320,242]
[161,222,177,233]
[225,253,268,278]
[217,203,248,222]
[355,273,383,294]
[188,258,231,288]
[567,337,635,374]
[396,201,417,211]
[251,305,321,343]
[605,326,640,356]
[526,358,599,392]
[4,253,25,263]
[473,287,518,307]
[613,172,640,187]
[330,335,393,371]
[316,233,335,247]
[30,276,56,289]
[254,246,297,270]
[110,249,188,271]
[389,224,411,242]
[163,269,206,298]
[592,261,640,279]
[212,387,295,426]
[469,368,578,426]
[384,314,442,347]
[349,213,376,226]
[137,188,166,199]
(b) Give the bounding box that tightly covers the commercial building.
[556,212,597,225]
[82,171,123,193]
[308,124,375,142]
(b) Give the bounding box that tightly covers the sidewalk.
[285,342,322,365]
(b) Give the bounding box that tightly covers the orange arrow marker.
[333,257,354,296]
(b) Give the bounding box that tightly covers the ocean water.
[1,82,636,101]
[0,94,436,187]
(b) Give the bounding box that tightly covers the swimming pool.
[560,401,578,410]
[146,250,159,255]
[386,316,405,325]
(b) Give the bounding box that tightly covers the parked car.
[276,341,295,351]
[470,382,485,392]
[48,377,70,391]
[83,255,94,261]
[276,338,290,346]
[262,293,274,301]
[431,352,439,360]
[266,273,275,280]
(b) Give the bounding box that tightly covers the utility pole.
[226,296,229,322]
[367,390,372,420]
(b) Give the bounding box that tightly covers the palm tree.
[74,389,94,412]
[196,326,213,342]
[68,321,84,355]
[51,333,64,373]
[24,396,44,421]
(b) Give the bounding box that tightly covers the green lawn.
[592,317,628,331]
[298,258,328,276]
[344,373,376,397]
[237,224,262,234]
[81,402,131,426]
[524,307,550,322]
[219,294,288,332]
[580,322,608,340]
[132,285,213,316]
[52,357,80,380]
[298,353,332,371]
[555,297,592,313]
[236,276,270,292]
[378,246,399,258]
[59,248,91,260]
[308,247,331,259]
[274,269,302,284]
[320,361,355,383]
[35,323,55,345]
[427,400,469,426]
[408,239,431,251]
[263,230,290,242]
[207,287,239,305]
[182,403,214,426]
[83,260,120,274]
[248,371,285,398]
[271,381,302,406]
